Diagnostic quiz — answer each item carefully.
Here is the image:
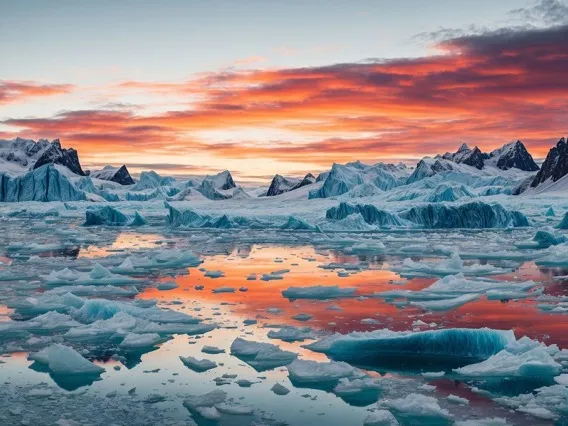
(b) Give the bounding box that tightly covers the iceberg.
[454,347,561,378]
[179,355,217,372]
[183,389,227,420]
[364,410,399,426]
[305,327,516,370]
[119,332,162,349]
[230,337,297,371]
[280,216,318,231]
[382,394,452,421]
[287,359,363,389]
[531,228,566,247]
[271,383,290,395]
[401,201,529,229]
[267,326,313,342]
[326,202,409,227]
[29,343,104,375]
[83,206,147,226]
[557,212,568,229]
[333,377,383,407]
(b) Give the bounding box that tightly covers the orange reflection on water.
[78,232,164,258]
[140,245,436,333]
[138,245,568,347]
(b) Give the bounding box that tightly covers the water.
[1,216,567,425]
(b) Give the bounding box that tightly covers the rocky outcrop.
[531,137,568,188]
[33,139,85,176]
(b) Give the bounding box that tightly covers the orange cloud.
[0,80,74,104]
[3,24,568,174]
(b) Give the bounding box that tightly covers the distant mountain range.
[1,136,567,202]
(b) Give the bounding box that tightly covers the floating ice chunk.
[114,249,203,272]
[282,285,356,300]
[306,327,516,370]
[83,206,146,227]
[454,347,561,378]
[363,410,399,426]
[518,405,557,419]
[179,355,217,372]
[119,332,162,349]
[287,359,362,388]
[361,318,381,325]
[204,270,225,279]
[393,253,510,277]
[267,326,313,342]
[71,298,201,324]
[422,371,445,378]
[45,285,139,297]
[64,312,138,342]
[447,394,469,405]
[271,383,290,395]
[530,228,567,247]
[495,384,567,420]
[557,212,568,229]
[382,394,452,420]
[230,337,297,371]
[21,311,80,333]
[261,269,290,281]
[333,377,382,406]
[156,281,178,291]
[411,293,481,311]
[536,243,568,266]
[29,344,104,375]
[212,286,235,293]
[202,345,225,354]
[455,418,508,426]
[42,264,138,287]
[215,403,253,415]
[554,374,568,385]
[292,313,313,322]
[375,274,536,307]
[183,389,227,420]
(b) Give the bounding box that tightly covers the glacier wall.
[401,201,529,229]
[0,165,86,202]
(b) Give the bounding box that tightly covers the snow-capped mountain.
[530,137,568,189]
[487,141,539,171]
[440,141,538,172]
[442,144,487,170]
[0,138,85,176]
[266,173,316,196]
[90,165,135,185]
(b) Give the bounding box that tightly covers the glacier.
[401,201,529,229]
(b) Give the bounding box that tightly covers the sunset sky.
[1,0,567,181]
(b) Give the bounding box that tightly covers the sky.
[1,0,567,181]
